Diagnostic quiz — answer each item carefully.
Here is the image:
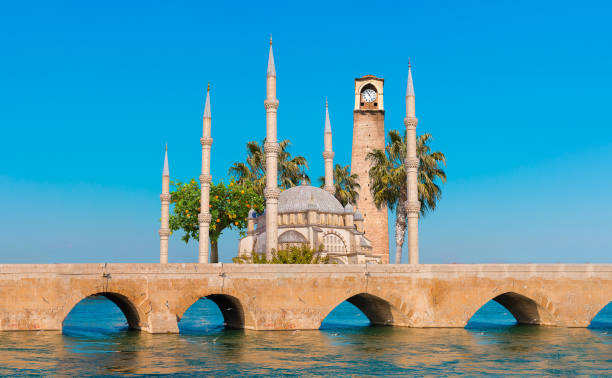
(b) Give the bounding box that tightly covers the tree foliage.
[318,164,360,206]
[367,130,446,263]
[169,179,265,262]
[228,139,309,196]
[232,245,330,264]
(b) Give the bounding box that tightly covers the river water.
[0,297,610,376]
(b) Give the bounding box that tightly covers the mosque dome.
[278,186,344,214]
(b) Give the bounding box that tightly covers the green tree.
[169,179,265,263]
[233,245,329,264]
[367,130,446,264]
[318,164,360,206]
[229,139,309,196]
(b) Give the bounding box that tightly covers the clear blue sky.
[1,1,610,263]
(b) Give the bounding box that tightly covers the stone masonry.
[352,79,390,263]
[0,264,609,333]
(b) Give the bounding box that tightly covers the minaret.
[198,83,213,263]
[159,145,171,263]
[404,61,420,264]
[323,99,335,194]
[264,36,280,259]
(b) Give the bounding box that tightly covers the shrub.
[233,245,329,264]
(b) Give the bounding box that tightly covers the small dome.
[278,186,344,214]
[344,203,353,213]
[278,230,308,244]
[359,235,372,248]
[247,208,256,218]
[354,210,364,220]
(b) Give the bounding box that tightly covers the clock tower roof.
[355,75,384,83]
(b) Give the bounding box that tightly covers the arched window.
[278,230,308,249]
[324,233,346,253]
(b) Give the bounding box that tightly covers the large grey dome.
[278,186,344,214]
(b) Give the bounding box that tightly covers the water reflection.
[0,297,609,375]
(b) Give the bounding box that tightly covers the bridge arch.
[176,293,250,329]
[588,300,612,328]
[466,291,557,326]
[320,292,410,328]
[61,291,144,331]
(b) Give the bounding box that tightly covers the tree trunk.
[211,241,219,263]
[395,204,407,264]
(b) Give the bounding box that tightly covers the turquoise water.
[0,297,610,375]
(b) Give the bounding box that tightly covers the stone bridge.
[0,264,610,333]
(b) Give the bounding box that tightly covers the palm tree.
[318,164,360,206]
[229,139,309,197]
[367,130,446,264]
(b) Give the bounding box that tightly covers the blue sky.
[1,1,610,263]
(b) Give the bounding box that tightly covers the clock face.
[361,88,377,103]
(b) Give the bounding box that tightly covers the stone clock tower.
[351,75,389,263]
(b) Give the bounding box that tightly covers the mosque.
[158,38,421,265]
[237,99,379,264]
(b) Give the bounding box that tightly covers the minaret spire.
[407,59,415,97]
[159,144,171,263]
[324,98,331,132]
[199,83,213,263]
[162,143,169,176]
[404,62,420,264]
[323,99,335,194]
[203,82,211,118]
[264,37,280,259]
[267,35,276,77]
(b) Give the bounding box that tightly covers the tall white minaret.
[264,36,280,259]
[404,61,420,264]
[159,144,171,264]
[198,83,213,263]
[323,99,335,194]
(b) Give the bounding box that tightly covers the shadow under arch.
[62,292,142,331]
[468,291,554,326]
[321,293,399,328]
[178,294,245,329]
[589,301,612,328]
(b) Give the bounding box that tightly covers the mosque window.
[324,233,347,253]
